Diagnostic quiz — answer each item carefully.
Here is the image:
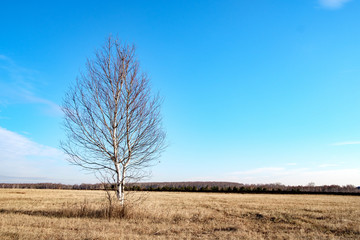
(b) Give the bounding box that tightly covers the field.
[0,189,359,239]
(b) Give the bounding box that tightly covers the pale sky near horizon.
[1,0,360,186]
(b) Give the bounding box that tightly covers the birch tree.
[61,36,166,205]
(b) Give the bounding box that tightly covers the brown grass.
[0,189,359,239]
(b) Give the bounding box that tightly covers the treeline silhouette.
[1,182,360,195]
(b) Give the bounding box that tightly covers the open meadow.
[0,189,359,239]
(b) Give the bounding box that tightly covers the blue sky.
[1,0,360,185]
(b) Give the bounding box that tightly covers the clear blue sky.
[1,0,360,185]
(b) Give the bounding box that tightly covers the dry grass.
[0,189,359,239]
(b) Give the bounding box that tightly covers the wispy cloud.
[0,55,62,116]
[232,167,285,175]
[331,141,360,146]
[318,0,352,9]
[0,55,9,60]
[318,163,339,168]
[20,89,62,116]
[0,126,95,184]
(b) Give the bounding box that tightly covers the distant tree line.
[1,182,359,195]
[0,183,104,190]
[124,182,360,195]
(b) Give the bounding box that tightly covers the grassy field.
[0,189,359,239]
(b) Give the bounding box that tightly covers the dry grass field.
[0,189,359,239]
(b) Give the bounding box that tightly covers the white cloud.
[319,0,352,9]
[331,141,360,146]
[0,126,96,184]
[0,126,61,159]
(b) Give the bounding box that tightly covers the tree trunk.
[116,182,124,206]
[120,168,126,206]
[115,164,125,206]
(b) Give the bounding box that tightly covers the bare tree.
[61,36,166,205]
